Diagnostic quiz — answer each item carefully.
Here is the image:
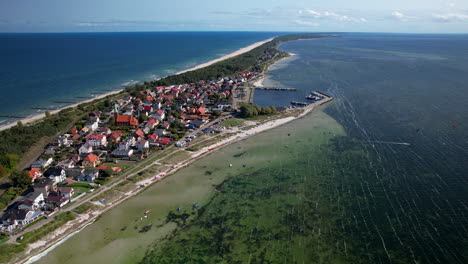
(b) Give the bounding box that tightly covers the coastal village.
[0,70,262,234]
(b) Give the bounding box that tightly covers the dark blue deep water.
[0,31,278,125]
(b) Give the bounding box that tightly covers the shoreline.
[252,52,296,87]
[19,95,332,264]
[175,38,274,75]
[0,37,274,133]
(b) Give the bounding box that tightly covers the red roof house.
[157,137,171,145]
[115,115,139,128]
[28,168,42,181]
[83,154,100,168]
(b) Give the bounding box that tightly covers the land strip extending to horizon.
[0,38,275,132]
[0,33,333,264]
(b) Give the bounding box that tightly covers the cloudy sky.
[1,0,468,33]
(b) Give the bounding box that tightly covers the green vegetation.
[239,103,277,117]
[8,170,31,189]
[218,118,243,127]
[138,34,329,87]
[0,243,26,263]
[0,187,25,212]
[0,232,7,244]
[73,202,98,214]
[18,211,76,245]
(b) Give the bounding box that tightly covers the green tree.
[0,166,6,178]
[101,168,114,178]
[45,111,51,118]
[139,114,148,123]
[9,170,32,189]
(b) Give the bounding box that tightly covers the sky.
[0,0,468,33]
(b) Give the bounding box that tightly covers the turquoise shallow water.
[0,31,279,125]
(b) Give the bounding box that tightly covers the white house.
[86,121,99,131]
[86,134,108,147]
[23,192,45,210]
[45,167,67,184]
[79,143,93,155]
[136,139,149,151]
[30,158,54,169]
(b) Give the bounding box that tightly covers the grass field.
[218,118,243,127]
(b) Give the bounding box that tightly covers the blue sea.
[0,31,279,125]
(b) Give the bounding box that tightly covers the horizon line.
[1,30,468,35]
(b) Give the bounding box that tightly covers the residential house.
[108,131,123,143]
[45,195,69,207]
[97,127,111,135]
[161,121,170,129]
[86,121,99,131]
[154,129,169,137]
[77,169,99,182]
[33,178,57,196]
[57,187,75,199]
[1,209,42,229]
[65,168,84,179]
[148,134,158,145]
[115,114,138,127]
[23,192,45,210]
[28,168,42,182]
[134,129,145,139]
[56,135,71,147]
[112,148,134,158]
[86,134,108,147]
[153,110,165,121]
[146,118,158,129]
[89,111,101,122]
[44,167,67,184]
[30,158,53,170]
[83,153,100,168]
[157,137,171,146]
[57,158,76,169]
[78,143,93,155]
[135,139,149,151]
[191,119,207,128]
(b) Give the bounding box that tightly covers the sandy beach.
[0,38,274,133]
[176,38,274,75]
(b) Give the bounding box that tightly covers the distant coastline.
[0,38,273,132]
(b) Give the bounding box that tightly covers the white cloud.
[391,11,416,22]
[301,9,367,23]
[305,9,321,18]
[432,13,468,22]
[294,20,319,27]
